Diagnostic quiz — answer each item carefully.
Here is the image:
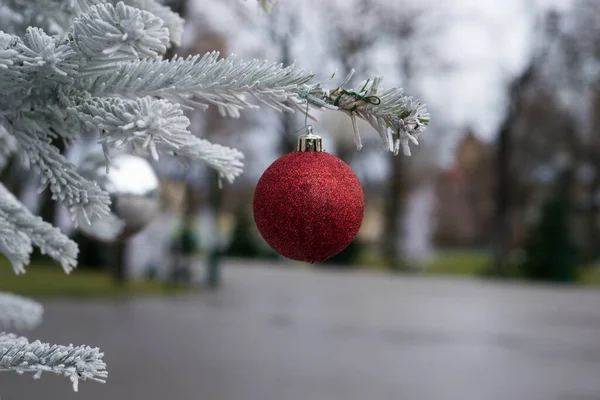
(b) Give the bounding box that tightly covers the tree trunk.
[384,154,407,270]
[583,177,600,263]
[581,90,600,264]
[111,240,128,284]
[205,170,223,288]
[165,0,234,287]
[275,12,299,154]
[491,64,535,276]
[382,57,414,271]
[492,121,511,276]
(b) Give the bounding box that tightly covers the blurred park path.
[3,259,600,400]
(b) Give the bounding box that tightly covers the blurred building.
[433,131,494,246]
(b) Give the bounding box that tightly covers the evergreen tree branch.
[0,125,18,171]
[0,211,32,274]
[77,53,315,117]
[72,96,245,182]
[0,0,431,273]
[0,32,25,101]
[0,28,77,112]
[77,54,430,155]
[0,0,183,46]
[0,293,43,331]
[0,0,101,37]
[72,1,170,77]
[0,333,107,391]
[121,0,183,46]
[0,30,18,68]
[321,74,430,155]
[5,115,112,227]
[0,183,79,273]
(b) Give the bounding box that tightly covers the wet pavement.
[2,260,600,400]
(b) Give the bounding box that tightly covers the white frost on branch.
[323,73,430,155]
[74,96,245,182]
[0,125,18,171]
[0,0,182,44]
[9,120,113,227]
[72,1,170,75]
[77,52,315,115]
[0,333,107,391]
[0,183,78,274]
[123,0,184,46]
[0,212,32,274]
[0,293,43,331]
[0,0,429,271]
[76,52,429,155]
[0,0,431,394]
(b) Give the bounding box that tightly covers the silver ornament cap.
[297,126,323,152]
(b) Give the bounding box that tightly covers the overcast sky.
[184,0,576,170]
[416,0,573,165]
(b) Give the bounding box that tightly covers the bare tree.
[490,3,561,276]
[268,6,299,154]
[491,62,536,276]
[324,1,431,269]
[557,0,600,263]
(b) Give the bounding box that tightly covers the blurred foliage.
[357,246,600,285]
[224,208,278,259]
[0,257,190,298]
[2,248,600,299]
[580,264,600,286]
[171,220,199,255]
[517,173,579,283]
[358,247,489,275]
[426,249,490,276]
[320,239,362,268]
[71,231,109,270]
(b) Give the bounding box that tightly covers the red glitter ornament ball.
[253,150,364,263]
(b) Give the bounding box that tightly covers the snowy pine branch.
[123,0,183,46]
[72,1,170,76]
[0,0,99,37]
[0,213,32,274]
[0,333,107,391]
[0,0,182,45]
[0,183,78,274]
[0,125,18,171]
[73,96,245,181]
[0,0,431,393]
[77,53,315,116]
[0,293,43,331]
[0,0,430,272]
[318,73,430,155]
[8,117,112,226]
[75,53,429,155]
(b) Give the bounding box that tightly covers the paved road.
[2,260,600,400]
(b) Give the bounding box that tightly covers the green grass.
[4,251,599,297]
[425,249,490,276]
[357,247,490,275]
[358,248,600,286]
[578,264,600,286]
[0,257,191,298]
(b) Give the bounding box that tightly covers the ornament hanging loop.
[297,125,323,152]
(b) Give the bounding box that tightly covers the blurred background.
[2,0,600,399]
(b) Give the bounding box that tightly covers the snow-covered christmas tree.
[0,0,429,392]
